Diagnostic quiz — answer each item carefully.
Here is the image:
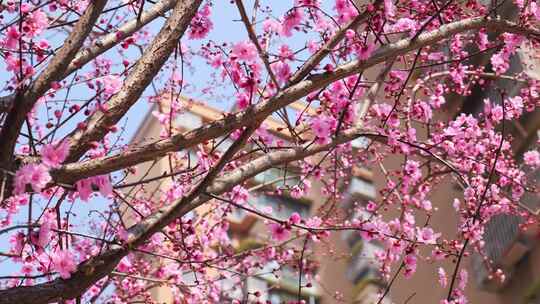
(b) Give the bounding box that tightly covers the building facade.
[125,98,387,303]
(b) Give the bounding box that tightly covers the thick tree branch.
[64,0,178,77]
[0,247,126,304]
[62,0,203,162]
[0,0,108,165]
[51,17,540,184]
[0,120,467,303]
[0,0,178,114]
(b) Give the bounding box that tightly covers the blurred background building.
[124,98,387,303]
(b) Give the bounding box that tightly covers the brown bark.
[63,0,204,162]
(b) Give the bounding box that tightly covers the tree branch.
[50,17,540,184]
[0,0,178,114]
[64,0,178,77]
[0,0,108,165]
[288,0,382,85]
[0,121,468,303]
[62,0,203,162]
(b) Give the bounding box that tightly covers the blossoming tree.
[0,0,539,303]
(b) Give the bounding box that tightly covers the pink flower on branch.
[51,249,77,279]
[41,140,69,168]
[268,223,291,241]
[14,164,51,195]
[231,41,257,62]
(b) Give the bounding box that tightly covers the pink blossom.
[9,232,25,255]
[164,182,184,202]
[490,105,504,122]
[412,101,433,122]
[3,26,19,49]
[279,45,295,61]
[5,54,20,73]
[360,222,377,241]
[404,160,422,183]
[281,9,303,37]
[51,250,77,279]
[524,150,540,167]
[262,19,282,34]
[417,227,440,244]
[231,41,257,61]
[188,5,213,39]
[404,254,417,278]
[458,269,468,290]
[296,0,320,6]
[478,31,489,50]
[305,216,322,228]
[421,200,433,211]
[41,140,69,168]
[21,264,33,276]
[307,40,320,53]
[38,211,56,248]
[231,185,249,204]
[25,9,49,37]
[236,92,250,109]
[334,0,358,23]
[532,2,540,20]
[432,247,446,261]
[387,70,407,91]
[14,164,51,194]
[355,42,375,61]
[289,212,302,225]
[20,3,31,13]
[392,18,418,33]
[208,53,223,68]
[269,223,290,241]
[94,175,112,197]
[372,103,392,117]
[427,52,445,61]
[76,178,93,201]
[76,175,112,201]
[117,256,133,273]
[384,0,396,17]
[310,116,335,144]
[491,52,509,74]
[101,75,123,95]
[256,125,274,146]
[272,61,291,84]
[430,94,446,108]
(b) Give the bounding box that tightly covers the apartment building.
[124,96,387,303]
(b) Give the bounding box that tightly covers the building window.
[348,177,377,200]
[238,262,320,304]
[173,111,203,130]
[351,136,370,149]
[346,241,383,284]
[268,290,318,304]
[254,168,301,189]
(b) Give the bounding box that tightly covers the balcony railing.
[348,177,377,200]
[471,213,529,291]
